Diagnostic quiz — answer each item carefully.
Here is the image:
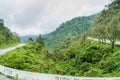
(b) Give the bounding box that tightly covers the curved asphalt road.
[0,44,25,55]
[87,37,120,45]
[0,40,120,80]
[0,44,25,80]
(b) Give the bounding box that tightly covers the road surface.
[0,41,120,80]
[87,37,120,45]
[0,44,25,80]
[0,44,25,55]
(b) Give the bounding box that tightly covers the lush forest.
[44,13,100,52]
[90,0,120,49]
[0,22,19,48]
[0,0,120,77]
[1,36,120,77]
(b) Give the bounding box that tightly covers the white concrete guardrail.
[0,42,120,80]
[0,65,120,80]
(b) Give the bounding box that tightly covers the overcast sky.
[0,0,111,36]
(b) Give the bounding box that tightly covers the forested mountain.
[0,20,19,48]
[19,35,37,43]
[44,13,100,52]
[0,0,120,77]
[90,0,120,49]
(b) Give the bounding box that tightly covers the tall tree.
[36,34,44,50]
[105,13,120,49]
[28,37,34,42]
[91,0,120,49]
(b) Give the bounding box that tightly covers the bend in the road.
[87,37,120,45]
[0,44,25,55]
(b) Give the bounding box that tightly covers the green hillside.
[0,0,120,77]
[1,37,120,77]
[90,0,120,49]
[0,20,19,48]
[0,35,53,73]
[44,14,99,52]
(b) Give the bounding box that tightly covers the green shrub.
[84,69,102,77]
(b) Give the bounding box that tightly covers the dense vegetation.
[44,13,99,52]
[0,35,54,73]
[90,0,120,49]
[0,22,19,48]
[0,0,120,77]
[51,38,120,77]
[1,37,120,77]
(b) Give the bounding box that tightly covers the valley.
[0,0,120,79]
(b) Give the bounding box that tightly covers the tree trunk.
[112,41,115,49]
[99,38,101,43]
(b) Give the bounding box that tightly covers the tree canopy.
[0,23,19,48]
[44,13,100,52]
[90,0,120,49]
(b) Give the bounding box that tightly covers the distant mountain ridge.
[1,0,120,77]
[44,13,100,52]
[19,35,38,43]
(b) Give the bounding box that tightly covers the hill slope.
[0,0,120,77]
[44,14,99,52]
[49,0,120,76]
[0,20,19,48]
[90,0,120,49]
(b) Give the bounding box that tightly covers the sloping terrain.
[0,21,19,48]
[0,0,120,77]
[44,14,99,52]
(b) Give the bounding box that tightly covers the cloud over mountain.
[0,0,111,36]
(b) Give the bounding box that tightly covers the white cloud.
[0,0,111,36]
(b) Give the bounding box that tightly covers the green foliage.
[109,0,120,8]
[0,23,19,48]
[90,0,120,49]
[28,37,34,42]
[0,41,54,73]
[0,0,120,77]
[36,35,44,50]
[19,35,37,43]
[84,68,102,77]
[1,37,120,77]
[44,13,100,52]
